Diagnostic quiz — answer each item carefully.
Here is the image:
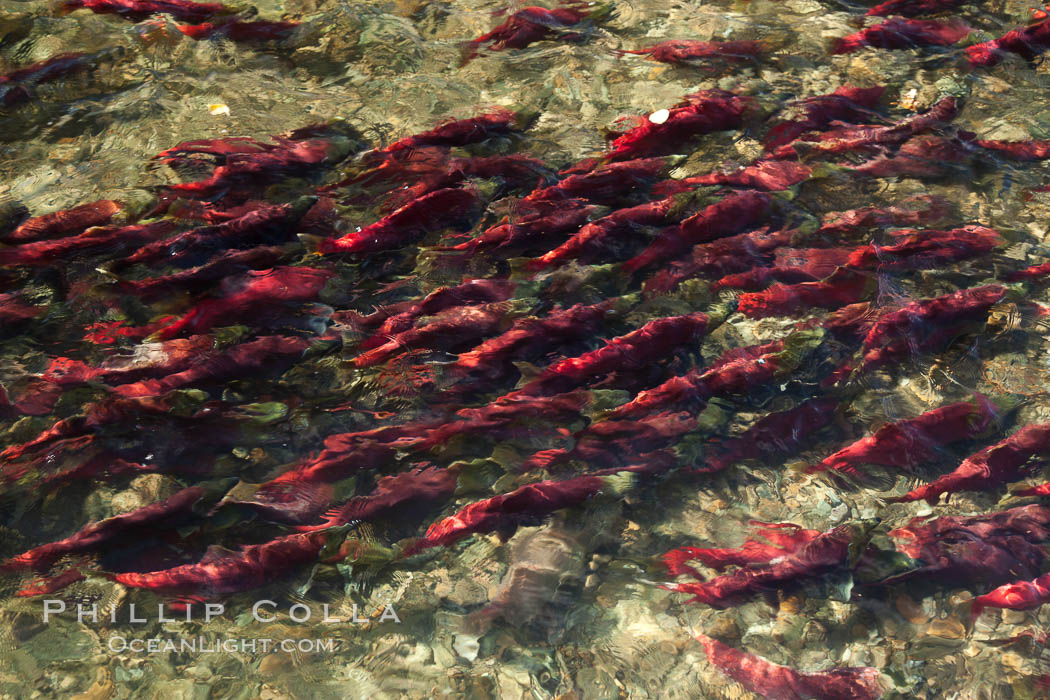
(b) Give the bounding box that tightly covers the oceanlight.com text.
[108,636,340,654]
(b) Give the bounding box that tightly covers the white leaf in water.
[207,103,230,116]
[649,108,670,124]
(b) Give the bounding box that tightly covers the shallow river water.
[3,0,1050,698]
